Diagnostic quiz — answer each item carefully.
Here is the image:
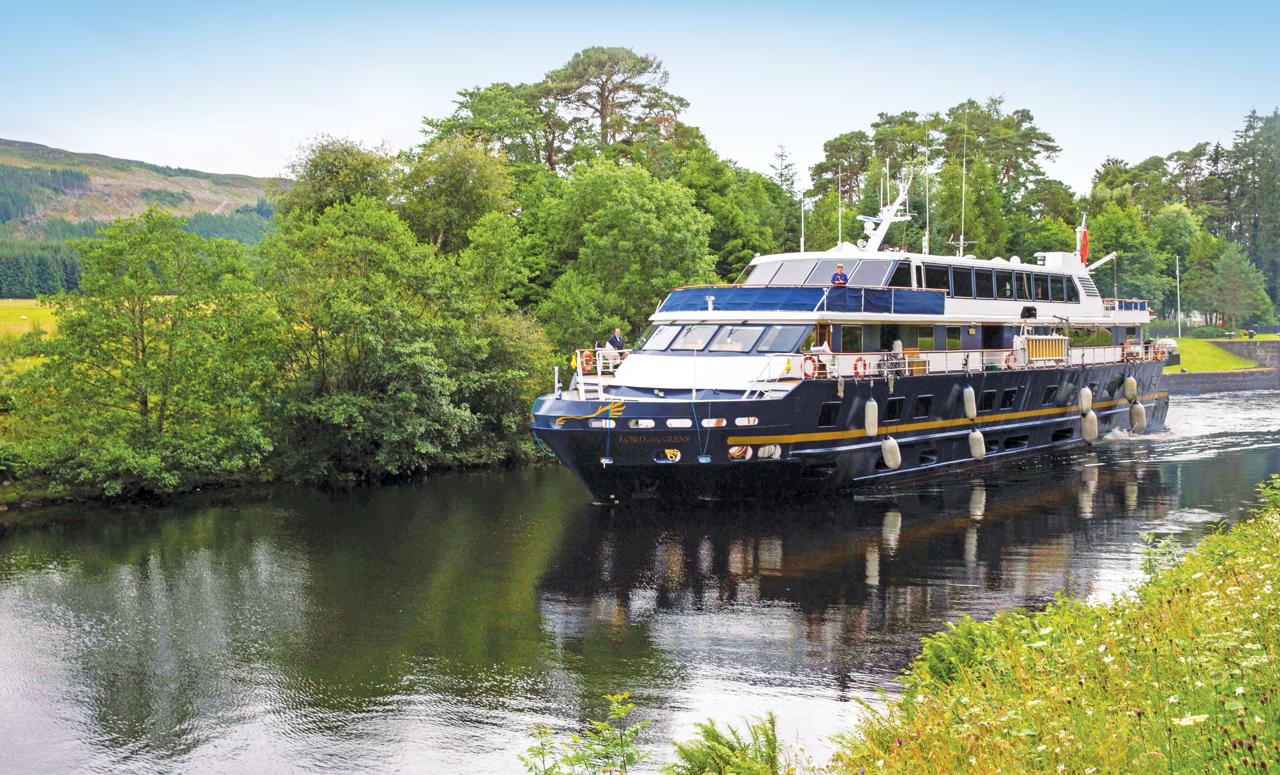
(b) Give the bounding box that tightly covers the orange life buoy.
[802,354,819,379]
[1004,350,1017,370]
[852,356,868,378]
[580,350,595,372]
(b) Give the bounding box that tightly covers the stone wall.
[1215,339,1280,369]
[1163,367,1280,395]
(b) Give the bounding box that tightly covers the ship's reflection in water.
[0,392,1277,773]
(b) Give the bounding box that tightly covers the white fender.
[864,398,879,437]
[1082,410,1099,444]
[1078,386,1092,415]
[1123,376,1138,403]
[880,436,901,469]
[962,385,977,420]
[1130,401,1147,433]
[968,429,986,460]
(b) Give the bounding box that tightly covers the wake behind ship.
[532,185,1173,502]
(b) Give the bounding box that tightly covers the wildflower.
[1236,687,1246,696]
[1168,695,1179,704]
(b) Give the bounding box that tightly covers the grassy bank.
[1165,338,1260,374]
[829,476,1280,773]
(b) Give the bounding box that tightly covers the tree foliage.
[13,210,281,495]
[271,136,394,217]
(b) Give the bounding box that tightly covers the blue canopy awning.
[657,285,945,315]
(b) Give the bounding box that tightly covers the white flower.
[1235,686,1245,696]
[1167,695,1178,704]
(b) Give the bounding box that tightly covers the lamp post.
[1175,254,1183,337]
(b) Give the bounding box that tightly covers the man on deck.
[606,328,625,350]
[831,264,849,286]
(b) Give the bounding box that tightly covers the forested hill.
[0,138,279,297]
[0,138,275,226]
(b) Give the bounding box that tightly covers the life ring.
[579,350,595,372]
[1004,351,1017,370]
[852,356,868,378]
[802,354,819,379]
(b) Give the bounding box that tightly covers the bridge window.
[708,325,765,352]
[670,325,719,351]
[756,325,811,353]
[771,260,817,285]
[975,269,995,299]
[1066,278,1081,303]
[1050,275,1067,302]
[743,262,780,284]
[1033,273,1050,301]
[952,267,975,298]
[640,325,681,351]
[996,270,1014,299]
[924,264,951,293]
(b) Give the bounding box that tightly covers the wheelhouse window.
[924,264,951,293]
[771,260,817,285]
[996,270,1014,299]
[707,325,765,352]
[756,325,811,353]
[1015,272,1033,301]
[1066,278,1081,303]
[975,269,995,299]
[669,325,719,351]
[640,325,681,351]
[952,267,975,298]
[1033,273,1050,301]
[743,262,780,285]
[1050,275,1067,302]
[887,260,913,288]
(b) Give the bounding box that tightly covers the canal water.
[1,391,1278,773]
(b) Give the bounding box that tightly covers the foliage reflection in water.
[0,392,1278,773]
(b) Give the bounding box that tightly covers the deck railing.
[568,341,1168,400]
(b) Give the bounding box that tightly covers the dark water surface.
[2,391,1279,773]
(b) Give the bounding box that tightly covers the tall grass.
[830,475,1280,773]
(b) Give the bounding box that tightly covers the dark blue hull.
[532,361,1169,502]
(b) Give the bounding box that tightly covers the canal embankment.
[1165,338,1280,394]
[827,475,1280,774]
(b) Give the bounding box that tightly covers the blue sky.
[4,0,1277,193]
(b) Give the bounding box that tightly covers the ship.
[531,184,1173,502]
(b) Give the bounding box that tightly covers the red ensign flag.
[1080,228,1089,263]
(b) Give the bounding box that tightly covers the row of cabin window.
[836,325,963,353]
[916,264,1082,303]
[817,388,1022,428]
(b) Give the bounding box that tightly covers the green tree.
[807,130,873,200]
[933,155,1008,257]
[394,135,515,253]
[1200,243,1276,329]
[271,136,393,217]
[424,81,575,174]
[13,210,281,495]
[1088,201,1171,303]
[259,197,477,483]
[545,47,688,149]
[533,160,714,350]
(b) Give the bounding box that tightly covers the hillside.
[0,138,280,231]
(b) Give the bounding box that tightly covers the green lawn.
[1165,337,1260,374]
[0,299,55,337]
